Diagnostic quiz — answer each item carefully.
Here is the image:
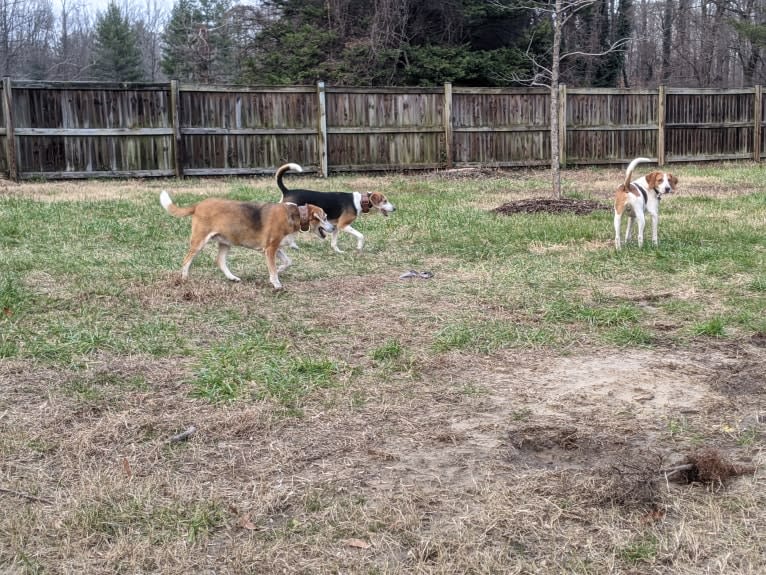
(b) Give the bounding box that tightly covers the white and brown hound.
[614,157,678,250]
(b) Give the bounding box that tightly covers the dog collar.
[297,205,310,232]
[360,192,371,214]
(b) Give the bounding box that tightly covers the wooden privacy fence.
[1,78,764,180]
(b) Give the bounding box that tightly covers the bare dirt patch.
[493,197,610,215]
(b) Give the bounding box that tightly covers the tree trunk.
[550,0,562,199]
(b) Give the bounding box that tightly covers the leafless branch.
[169,425,197,443]
[561,37,634,60]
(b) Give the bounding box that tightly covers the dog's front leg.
[343,225,365,251]
[264,244,282,289]
[330,228,344,253]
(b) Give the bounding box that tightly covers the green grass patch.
[433,319,559,353]
[619,535,659,565]
[692,316,727,338]
[73,496,226,544]
[371,338,403,361]
[191,330,341,410]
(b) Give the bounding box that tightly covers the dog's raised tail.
[275,162,303,196]
[160,190,195,217]
[624,157,652,187]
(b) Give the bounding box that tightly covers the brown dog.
[160,191,335,289]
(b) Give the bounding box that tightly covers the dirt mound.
[493,198,609,215]
[710,360,766,396]
[428,167,505,179]
[668,448,755,485]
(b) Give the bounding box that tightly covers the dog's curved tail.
[160,190,195,217]
[275,163,303,196]
[624,157,652,187]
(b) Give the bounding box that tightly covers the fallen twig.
[0,487,53,505]
[660,463,694,478]
[169,425,197,443]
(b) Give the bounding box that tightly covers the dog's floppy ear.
[283,202,301,230]
[369,192,385,205]
[669,174,678,189]
[645,171,662,189]
[307,205,320,221]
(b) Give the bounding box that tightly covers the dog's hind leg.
[649,209,660,246]
[624,215,634,244]
[180,231,217,280]
[276,248,292,272]
[343,225,365,251]
[281,233,300,250]
[215,243,241,282]
[635,211,646,248]
[613,213,622,250]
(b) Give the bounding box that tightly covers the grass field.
[1,163,765,574]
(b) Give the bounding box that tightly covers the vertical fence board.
[317,81,328,176]
[443,83,453,168]
[3,78,17,180]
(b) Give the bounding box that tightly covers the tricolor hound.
[160,191,335,289]
[275,163,395,252]
[614,157,678,250]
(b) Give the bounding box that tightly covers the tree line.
[2,0,766,87]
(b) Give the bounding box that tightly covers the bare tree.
[134,0,166,80]
[625,0,766,88]
[494,0,632,198]
[0,0,58,77]
[48,0,94,80]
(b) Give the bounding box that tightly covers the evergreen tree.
[161,0,235,83]
[240,0,536,86]
[91,2,144,82]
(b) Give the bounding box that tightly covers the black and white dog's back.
[275,163,395,252]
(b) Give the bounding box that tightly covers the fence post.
[657,85,666,166]
[3,77,17,181]
[558,84,567,168]
[317,81,328,177]
[754,85,762,163]
[170,80,184,178]
[443,82,453,169]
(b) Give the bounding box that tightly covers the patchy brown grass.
[2,166,766,574]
